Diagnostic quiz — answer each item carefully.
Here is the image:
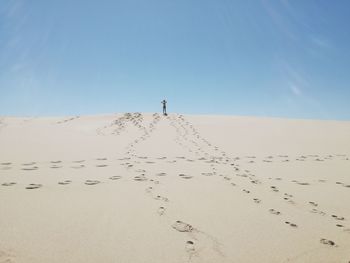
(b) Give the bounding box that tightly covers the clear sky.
[1,0,350,119]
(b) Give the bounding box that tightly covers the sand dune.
[0,113,350,262]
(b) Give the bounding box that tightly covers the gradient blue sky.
[1,0,349,119]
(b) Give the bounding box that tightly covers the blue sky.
[0,0,349,119]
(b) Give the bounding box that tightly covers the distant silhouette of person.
[161,99,167,115]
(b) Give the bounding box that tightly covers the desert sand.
[0,113,350,263]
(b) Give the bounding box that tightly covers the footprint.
[285,221,298,228]
[73,160,85,163]
[156,172,167,176]
[154,195,169,202]
[25,184,42,189]
[331,215,345,221]
[51,161,62,164]
[185,240,195,253]
[172,220,193,232]
[270,186,279,192]
[253,198,261,203]
[50,165,62,169]
[85,180,100,185]
[109,176,122,180]
[250,179,261,184]
[202,172,213,176]
[22,162,36,166]
[1,162,12,165]
[96,158,107,161]
[71,165,85,169]
[310,208,326,216]
[179,173,193,179]
[1,182,16,186]
[309,201,318,207]
[96,164,108,167]
[242,189,250,194]
[320,238,336,246]
[269,209,281,215]
[134,175,147,182]
[157,206,166,216]
[22,167,38,171]
[58,180,71,185]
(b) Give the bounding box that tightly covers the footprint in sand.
[85,180,100,185]
[157,206,166,216]
[58,180,71,185]
[320,238,336,246]
[71,165,85,169]
[185,240,195,254]
[156,172,167,177]
[96,164,108,167]
[154,195,169,202]
[331,215,345,221]
[179,173,193,179]
[50,165,62,169]
[51,161,62,164]
[109,176,122,180]
[150,179,160,185]
[253,198,261,204]
[172,220,194,232]
[242,189,250,194]
[284,197,295,204]
[22,162,36,166]
[2,182,16,186]
[96,158,107,161]
[1,162,12,165]
[73,160,85,163]
[310,208,326,216]
[309,201,318,207]
[25,184,42,189]
[285,221,298,228]
[269,209,281,215]
[270,186,279,192]
[134,175,147,182]
[202,172,213,176]
[22,167,39,171]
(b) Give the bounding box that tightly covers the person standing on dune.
[161,99,167,115]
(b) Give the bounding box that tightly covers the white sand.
[0,113,349,263]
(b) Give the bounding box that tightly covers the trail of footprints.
[1,113,349,254]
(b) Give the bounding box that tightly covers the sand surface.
[0,113,350,263]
